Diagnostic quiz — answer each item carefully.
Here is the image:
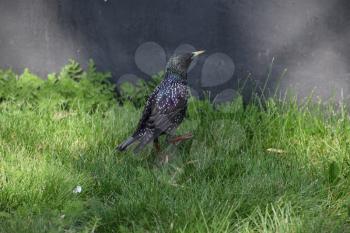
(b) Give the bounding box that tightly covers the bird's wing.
[133,88,159,136]
[133,85,187,153]
[148,83,188,134]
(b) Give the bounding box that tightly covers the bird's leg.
[153,138,161,153]
[153,137,169,164]
[168,132,193,145]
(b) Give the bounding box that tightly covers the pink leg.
[169,132,193,144]
[154,138,161,153]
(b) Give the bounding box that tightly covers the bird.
[117,50,205,153]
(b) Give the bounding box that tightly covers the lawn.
[0,62,349,232]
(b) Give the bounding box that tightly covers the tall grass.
[0,62,349,232]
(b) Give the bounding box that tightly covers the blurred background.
[0,0,349,101]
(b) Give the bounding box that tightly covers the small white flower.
[73,185,82,194]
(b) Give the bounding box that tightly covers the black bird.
[117,50,205,153]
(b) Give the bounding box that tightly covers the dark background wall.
[0,0,350,101]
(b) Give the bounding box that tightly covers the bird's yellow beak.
[192,50,205,57]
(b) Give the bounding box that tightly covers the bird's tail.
[118,129,158,153]
[117,137,136,152]
[133,132,155,153]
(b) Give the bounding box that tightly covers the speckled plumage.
[117,52,203,152]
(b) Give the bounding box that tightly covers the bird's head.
[166,50,205,76]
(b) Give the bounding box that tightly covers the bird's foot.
[157,154,169,165]
[169,132,193,145]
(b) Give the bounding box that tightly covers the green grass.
[0,66,350,232]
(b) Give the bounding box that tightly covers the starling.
[117,50,205,153]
